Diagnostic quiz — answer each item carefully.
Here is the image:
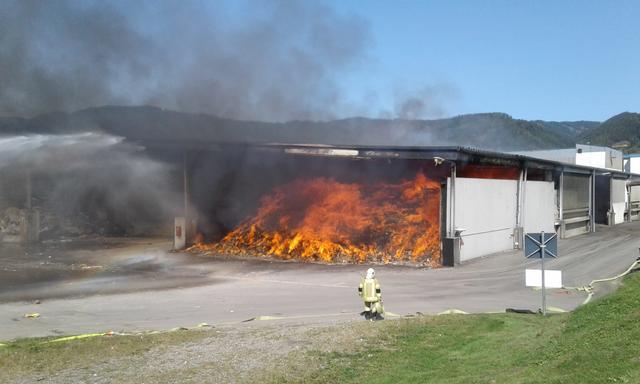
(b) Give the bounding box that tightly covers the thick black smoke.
[0,0,371,121]
[393,84,459,120]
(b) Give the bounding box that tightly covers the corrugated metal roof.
[141,139,640,179]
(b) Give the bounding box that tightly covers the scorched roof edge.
[141,139,638,179]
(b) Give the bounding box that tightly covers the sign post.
[524,231,558,316]
[540,233,546,316]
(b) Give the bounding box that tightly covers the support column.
[559,170,565,238]
[450,163,456,237]
[23,170,39,243]
[516,169,523,228]
[627,182,632,223]
[442,162,460,267]
[522,167,528,230]
[175,152,191,250]
[183,152,189,221]
[514,166,527,249]
[608,176,615,226]
[26,169,32,210]
[590,170,596,232]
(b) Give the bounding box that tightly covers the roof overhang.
[140,139,640,179]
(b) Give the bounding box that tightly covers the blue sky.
[329,0,640,121]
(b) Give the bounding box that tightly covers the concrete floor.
[1,222,639,340]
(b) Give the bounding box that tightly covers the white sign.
[525,269,563,288]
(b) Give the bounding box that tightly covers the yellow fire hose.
[44,332,114,344]
[564,258,640,305]
[0,323,214,348]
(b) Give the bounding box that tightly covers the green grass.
[277,273,640,384]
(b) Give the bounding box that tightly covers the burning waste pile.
[190,172,441,266]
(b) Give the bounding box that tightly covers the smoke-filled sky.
[1,0,638,121]
[0,0,377,121]
[0,132,179,234]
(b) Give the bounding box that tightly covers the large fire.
[190,172,441,265]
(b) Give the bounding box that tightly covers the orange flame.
[190,172,441,265]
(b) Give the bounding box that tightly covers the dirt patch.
[2,320,383,384]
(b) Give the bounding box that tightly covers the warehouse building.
[167,143,639,266]
[4,138,636,267]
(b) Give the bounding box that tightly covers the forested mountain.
[581,112,640,152]
[0,107,578,151]
[2,106,640,153]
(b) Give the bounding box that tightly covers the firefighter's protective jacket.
[358,277,381,303]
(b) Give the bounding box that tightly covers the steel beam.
[559,170,565,238]
[591,169,597,232]
[25,169,32,210]
[451,163,456,237]
[522,167,528,230]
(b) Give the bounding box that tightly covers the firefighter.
[358,268,384,320]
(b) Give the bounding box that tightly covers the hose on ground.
[564,257,640,305]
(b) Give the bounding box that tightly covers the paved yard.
[1,222,638,340]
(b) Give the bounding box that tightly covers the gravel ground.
[6,318,378,384]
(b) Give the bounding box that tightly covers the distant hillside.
[581,112,640,152]
[6,106,640,157]
[0,106,579,152]
[533,120,600,142]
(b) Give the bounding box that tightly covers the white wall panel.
[576,151,606,169]
[630,158,640,174]
[612,202,625,224]
[453,177,517,262]
[523,180,556,233]
[612,179,627,224]
[631,185,640,201]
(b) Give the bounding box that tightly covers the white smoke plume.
[0,133,179,235]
